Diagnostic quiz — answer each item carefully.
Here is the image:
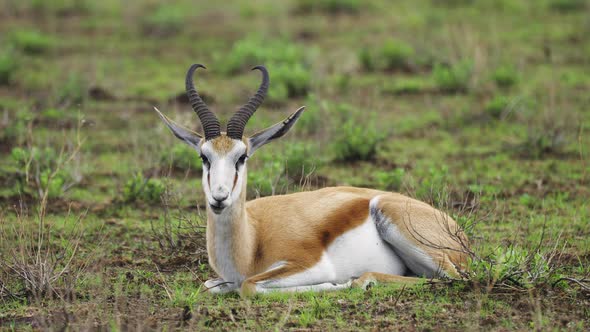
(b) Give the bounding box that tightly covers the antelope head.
[156,64,305,214]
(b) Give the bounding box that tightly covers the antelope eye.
[200,154,210,168]
[235,154,247,170]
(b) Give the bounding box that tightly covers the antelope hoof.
[351,276,376,291]
[204,278,233,294]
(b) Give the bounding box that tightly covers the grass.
[218,37,311,101]
[10,30,54,55]
[0,50,18,85]
[484,95,511,119]
[492,64,519,88]
[0,0,589,330]
[432,60,473,93]
[141,4,187,37]
[358,39,416,72]
[294,0,362,14]
[330,103,385,162]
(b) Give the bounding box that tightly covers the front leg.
[204,278,238,294]
[240,262,351,297]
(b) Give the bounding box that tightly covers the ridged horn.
[186,64,220,140]
[226,65,269,140]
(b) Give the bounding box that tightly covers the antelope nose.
[212,189,229,203]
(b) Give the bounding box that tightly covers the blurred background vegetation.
[0,0,589,330]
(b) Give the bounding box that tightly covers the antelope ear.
[154,107,203,152]
[247,106,305,156]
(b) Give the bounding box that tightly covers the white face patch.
[200,139,248,215]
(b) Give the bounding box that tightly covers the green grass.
[10,30,55,55]
[432,60,473,93]
[0,0,589,330]
[294,0,362,14]
[0,50,18,85]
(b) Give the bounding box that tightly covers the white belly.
[254,216,407,290]
[326,217,406,282]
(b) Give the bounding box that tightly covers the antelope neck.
[206,177,256,280]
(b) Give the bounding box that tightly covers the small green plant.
[331,104,385,162]
[283,142,322,180]
[123,172,166,203]
[269,62,311,100]
[517,130,565,159]
[374,168,406,191]
[358,40,415,72]
[56,73,88,105]
[219,37,310,102]
[142,5,186,37]
[548,0,587,12]
[220,37,304,75]
[249,159,287,197]
[484,95,510,119]
[383,77,429,95]
[10,146,70,198]
[414,165,450,204]
[380,39,414,71]
[432,60,473,93]
[358,47,375,72]
[10,30,54,55]
[469,245,555,287]
[161,144,202,172]
[0,108,31,145]
[492,65,519,88]
[294,0,362,14]
[0,50,18,85]
[29,0,94,16]
[168,283,202,310]
[296,95,324,135]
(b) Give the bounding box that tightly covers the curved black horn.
[186,64,220,140]
[226,65,269,140]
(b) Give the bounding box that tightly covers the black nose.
[212,192,229,203]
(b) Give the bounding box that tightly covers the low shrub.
[283,142,322,179]
[10,30,54,55]
[56,73,88,105]
[374,168,406,191]
[358,47,375,72]
[468,245,557,287]
[1,108,32,146]
[548,0,587,12]
[414,165,450,204]
[269,62,311,101]
[219,37,311,102]
[10,146,72,199]
[330,104,385,162]
[0,50,18,85]
[161,144,202,172]
[123,172,166,203]
[383,77,430,95]
[294,0,362,14]
[220,37,304,75]
[484,95,511,119]
[492,64,519,88]
[248,159,287,197]
[295,94,324,135]
[380,40,415,71]
[358,39,415,72]
[29,0,94,16]
[142,5,186,37]
[517,130,566,159]
[432,60,473,93]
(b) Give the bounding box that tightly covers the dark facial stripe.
[232,172,238,191]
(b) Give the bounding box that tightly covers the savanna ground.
[0,0,589,330]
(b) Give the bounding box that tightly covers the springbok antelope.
[155,64,469,296]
